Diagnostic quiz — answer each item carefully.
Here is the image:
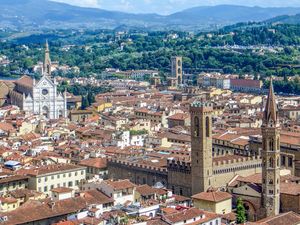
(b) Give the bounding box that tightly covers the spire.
[263,78,278,125]
[43,40,51,76]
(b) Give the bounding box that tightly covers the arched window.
[194,116,200,137]
[269,157,274,168]
[206,116,210,137]
[269,179,273,184]
[269,139,274,151]
[178,68,181,74]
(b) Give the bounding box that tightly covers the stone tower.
[261,79,280,218]
[190,101,213,195]
[43,40,52,76]
[171,56,183,86]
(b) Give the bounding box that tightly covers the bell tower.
[190,101,213,195]
[261,79,280,217]
[171,56,183,86]
[43,40,52,76]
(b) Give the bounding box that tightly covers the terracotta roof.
[106,179,135,191]
[167,113,189,121]
[173,194,190,202]
[17,164,85,176]
[15,75,33,87]
[51,187,73,194]
[0,197,87,225]
[163,208,203,224]
[0,175,29,184]
[237,173,262,184]
[192,191,232,203]
[8,189,41,199]
[136,185,156,196]
[230,79,261,88]
[0,122,15,132]
[280,182,300,196]
[0,197,17,204]
[163,208,219,224]
[252,211,300,225]
[79,158,107,169]
[81,189,113,205]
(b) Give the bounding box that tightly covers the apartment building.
[18,164,86,195]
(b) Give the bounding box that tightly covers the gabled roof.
[192,191,232,203]
[105,179,135,191]
[15,75,33,88]
[35,75,55,88]
[79,158,107,169]
[253,211,300,225]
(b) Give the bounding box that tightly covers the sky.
[52,0,300,15]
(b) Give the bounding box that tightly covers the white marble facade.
[10,41,67,119]
[23,76,67,119]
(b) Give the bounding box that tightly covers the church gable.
[35,75,55,89]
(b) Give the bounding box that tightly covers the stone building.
[190,101,213,195]
[260,80,280,218]
[9,41,67,119]
[108,100,263,197]
[171,56,183,86]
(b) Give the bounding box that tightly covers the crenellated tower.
[190,101,213,195]
[261,79,280,217]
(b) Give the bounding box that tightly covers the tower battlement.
[213,156,262,175]
[167,159,191,173]
[108,158,168,173]
[213,155,261,167]
[190,101,214,114]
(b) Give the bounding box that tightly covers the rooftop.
[192,191,232,203]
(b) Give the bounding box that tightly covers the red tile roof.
[192,191,232,203]
[252,211,300,225]
[51,187,73,194]
[167,113,189,121]
[15,75,33,87]
[230,79,262,88]
[79,158,107,169]
[17,164,85,176]
[106,179,135,191]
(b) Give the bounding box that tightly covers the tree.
[236,198,246,224]
[81,95,89,110]
[87,91,95,105]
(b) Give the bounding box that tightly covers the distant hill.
[1,1,300,30]
[0,0,165,29]
[169,5,300,24]
[265,14,300,24]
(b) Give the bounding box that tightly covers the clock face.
[42,89,49,95]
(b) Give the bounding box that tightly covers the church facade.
[9,41,67,119]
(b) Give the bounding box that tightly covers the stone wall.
[107,159,168,187]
